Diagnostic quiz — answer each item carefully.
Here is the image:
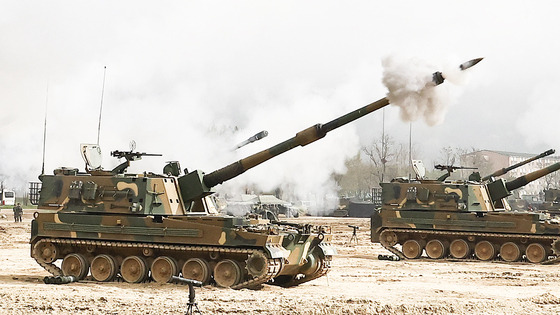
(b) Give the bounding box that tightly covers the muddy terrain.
[1,210,559,314]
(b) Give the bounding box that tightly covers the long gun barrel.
[481,149,555,181]
[178,58,483,202]
[505,162,560,191]
[203,97,390,188]
[488,162,560,202]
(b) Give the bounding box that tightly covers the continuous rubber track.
[31,238,284,289]
[379,228,560,264]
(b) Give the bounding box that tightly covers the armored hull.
[31,171,334,288]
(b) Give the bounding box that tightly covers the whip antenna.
[41,82,49,175]
[97,66,107,145]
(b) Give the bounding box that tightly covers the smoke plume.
[382,55,464,126]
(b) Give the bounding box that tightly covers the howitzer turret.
[481,149,555,181]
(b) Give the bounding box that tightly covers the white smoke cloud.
[382,55,469,126]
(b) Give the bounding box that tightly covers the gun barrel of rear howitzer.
[505,162,560,192]
[203,97,390,188]
[482,149,555,181]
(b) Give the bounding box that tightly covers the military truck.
[371,159,560,264]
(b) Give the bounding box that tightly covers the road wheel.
[380,231,398,246]
[213,259,242,288]
[450,239,471,259]
[182,258,211,284]
[151,256,178,283]
[121,256,148,283]
[61,253,89,280]
[91,254,118,282]
[34,241,58,263]
[426,239,447,259]
[500,242,522,262]
[526,243,546,263]
[475,241,496,261]
[402,240,424,259]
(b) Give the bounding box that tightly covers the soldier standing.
[13,203,23,222]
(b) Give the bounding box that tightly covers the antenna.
[97,66,107,145]
[41,82,49,175]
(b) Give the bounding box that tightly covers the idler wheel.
[182,258,211,284]
[450,239,471,259]
[121,256,148,283]
[526,243,546,263]
[425,239,447,259]
[213,259,242,288]
[91,254,118,282]
[380,231,398,246]
[151,256,178,283]
[500,242,522,262]
[246,252,269,278]
[34,241,58,263]
[402,240,424,259]
[475,241,497,261]
[61,253,89,280]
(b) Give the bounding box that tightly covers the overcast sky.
[1,1,559,202]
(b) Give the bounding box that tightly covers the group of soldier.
[12,203,23,222]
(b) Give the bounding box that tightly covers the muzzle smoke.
[382,56,465,126]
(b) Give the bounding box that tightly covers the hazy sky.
[1,1,559,202]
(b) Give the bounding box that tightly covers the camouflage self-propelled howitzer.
[371,151,560,264]
[30,84,415,288]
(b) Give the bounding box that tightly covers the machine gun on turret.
[434,164,478,182]
[110,150,162,174]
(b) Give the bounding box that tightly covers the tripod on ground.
[171,276,203,314]
[348,225,359,245]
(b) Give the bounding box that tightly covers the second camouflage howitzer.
[371,160,560,264]
[481,149,555,181]
[488,162,560,202]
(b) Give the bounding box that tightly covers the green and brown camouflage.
[31,95,396,289]
[371,162,560,264]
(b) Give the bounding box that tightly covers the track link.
[32,238,283,289]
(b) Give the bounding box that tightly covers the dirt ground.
[1,210,560,314]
